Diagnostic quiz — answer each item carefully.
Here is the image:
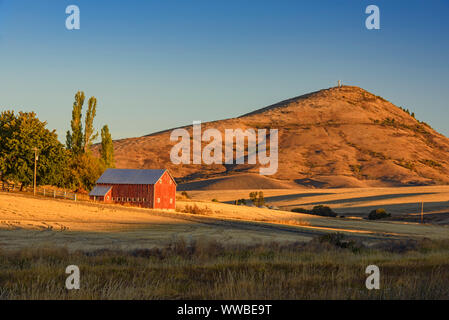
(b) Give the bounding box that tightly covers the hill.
[106,86,449,189]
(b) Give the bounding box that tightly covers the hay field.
[186,185,449,221]
[1,187,449,251]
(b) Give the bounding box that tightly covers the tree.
[83,97,98,153]
[100,125,114,168]
[66,91,85,154]
[249,191,265,207]
[0,111,68,189]
[66,153,104,191]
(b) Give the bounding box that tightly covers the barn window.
[169,180,172,184]
[170,198,173,204]
[143,198,146,202]
[136,197,140,202]
[157,198,160,203]
[127,198,130,202]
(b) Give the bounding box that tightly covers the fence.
[0,181,81,202]
[35,187,77,201]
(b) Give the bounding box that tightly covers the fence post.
[64,191,66,199]
[43,189,45,197]
[53,190,56,198]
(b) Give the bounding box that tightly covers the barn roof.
[89,185,112,197]
[96,169,168,185]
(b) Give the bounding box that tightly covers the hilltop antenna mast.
[338,80,341,87]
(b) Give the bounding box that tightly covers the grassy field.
[187,186,449,222]
[1,191,449,251]
[1,237,449,299]
[1,189,449,299]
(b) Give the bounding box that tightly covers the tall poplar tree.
[83,96,98,153]
[100,125,114,168]
[66,91,85,154]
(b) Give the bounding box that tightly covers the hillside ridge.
[99,86,449,189]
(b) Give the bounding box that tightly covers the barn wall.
[154,171,176,209]
[98,183,154,208]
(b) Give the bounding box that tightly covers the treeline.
[0,91,114,192]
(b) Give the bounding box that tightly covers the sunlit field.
[1,237,449,300]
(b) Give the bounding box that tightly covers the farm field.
[1,187,449,251]
[1,188,449,300]
[186,185,449,223]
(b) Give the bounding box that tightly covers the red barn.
[89,169,177,209]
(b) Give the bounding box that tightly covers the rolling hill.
[105,86,449,189]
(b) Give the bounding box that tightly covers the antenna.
[338,80,341,87]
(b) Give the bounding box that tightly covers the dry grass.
[105,86,449,188]
[176,204,213,215]
[1,236,449,300]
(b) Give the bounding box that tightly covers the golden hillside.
[107,86,449,188]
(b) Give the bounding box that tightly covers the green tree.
[66,153,104,191]
[249,191,265,207]
[83,96,98,153]
[0,111,68,189]
[66,91,85,154]
[100,125,114,168]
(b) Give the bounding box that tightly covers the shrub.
[181,191,190,199]
[291,207,309,214]
[291,205,337,217]
[249,191,265,207]
[312,205,337,217]
[368,208,391,220]
[235,198,246,205]
[316,233,363,252]
[211,198,219,202]
[176,204,212,215]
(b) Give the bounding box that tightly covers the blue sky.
[1,0,449,140]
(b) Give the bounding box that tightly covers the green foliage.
[66,91,85,154]
[66,92,100,155]
[368,208,391,220]
[292,205,337,217]
[317,233,362,252]
[83,97,98,153]
[249,191,265,207]
[64,91,113,191]
[66,153,105,191]
[0,111,68,188]
[100,125,114,168]
[235,198,246,205]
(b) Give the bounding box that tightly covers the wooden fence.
[35,187,78,201]
[0,181,81,201]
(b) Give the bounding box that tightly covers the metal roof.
[96,169,167,185]
[89,185,112,197]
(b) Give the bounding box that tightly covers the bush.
[249,191,265,207]
[315,233,363,253]
[291,207,309,213]
[312,205,337,217]
[211,198,219,202]
[181,191,190,199]
[292,205,337,217]
[176,204,212,215]
[235,198,246,205]
[368,208,391,220]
